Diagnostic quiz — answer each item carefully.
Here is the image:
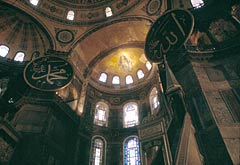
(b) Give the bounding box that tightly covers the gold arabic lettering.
[32,64,68,85]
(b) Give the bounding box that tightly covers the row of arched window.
[99,61,152,85]
[29,0,113,20]
[94,87,160,128]
[0,45,25,62]
[90,135,141,165]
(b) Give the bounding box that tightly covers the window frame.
[94,101,109,127]
[112,75,120,85]
[99,72,108,83]
[123,102,139,128]
[67,10,75,21]
[90,136,106,165]
[105,7,113,17]
[125,75,133,85]
[14,51,25,62]
[0,45,10,58]
[191,0,204,8]
[137,69,144,79]
[30,0,39,6]
[123,135,141,165]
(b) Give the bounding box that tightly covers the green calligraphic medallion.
[145,9,194,63]
[24,56,73,91]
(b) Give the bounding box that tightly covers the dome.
[0,4,53,62]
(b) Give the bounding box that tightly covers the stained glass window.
[123,102,139,128]
[0,45,9,57]
[94,102,109,127]
[14,52,25,62]
[124,136,141,165]
[99,73,107,83]
[149,87,160,114]
[90,137,106,165]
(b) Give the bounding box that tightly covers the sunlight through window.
[137,69,144,79]
[67,10,75,20]
[14,52,25,62]
[126,75,133,85]
[99,73,107,83]
[146,61,152,71]
[30,0,39,6]
[0,45,9,57]
[112,76,120,85]
[191,0,204,8]
[105,7,113,17]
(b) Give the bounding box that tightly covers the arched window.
[137,69,144,79]
[123,136,141,165]
[191,0,204,8]
[90,136,106,165]
[67,10,75,20]
[112,75,120,85]
[146,61,152,71]
[126,75,133,85]
[94,102,109,127]
[123,102,139,128]
[0,45,9,57]
[14,52,25,62]
[149,87,160,114]
[99,73,107,83]
[30,0,39,6]
[105,7,113,17]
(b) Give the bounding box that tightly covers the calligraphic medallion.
[145,9,194,63]
[24,56,73,91]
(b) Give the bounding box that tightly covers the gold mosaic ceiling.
[1,0,162,91]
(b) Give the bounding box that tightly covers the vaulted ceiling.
[2,0,235,92]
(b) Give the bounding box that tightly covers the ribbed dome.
[0,4,53,62]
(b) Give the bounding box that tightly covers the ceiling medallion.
[146,0,162,16]
[56,29,74,44]
[24,56,73,91]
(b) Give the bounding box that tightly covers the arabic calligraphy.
[145,9,194,63]
[24,56,73,91]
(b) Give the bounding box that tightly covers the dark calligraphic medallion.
[56,29,74,44]
[145,9,194,63]
[24,56,73,91]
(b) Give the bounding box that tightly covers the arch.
[112,75,120,84]
[137,69,144,79]
[123,102,139,128]
[90,136,107,165]
[67,10,75,20]
[94,101,109,127]
[99,72,107,83]
[105,7,113,17]
[0,45,9,57]
[123,135,141,165]
[126,75,133,85]
[14,52,25,62]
